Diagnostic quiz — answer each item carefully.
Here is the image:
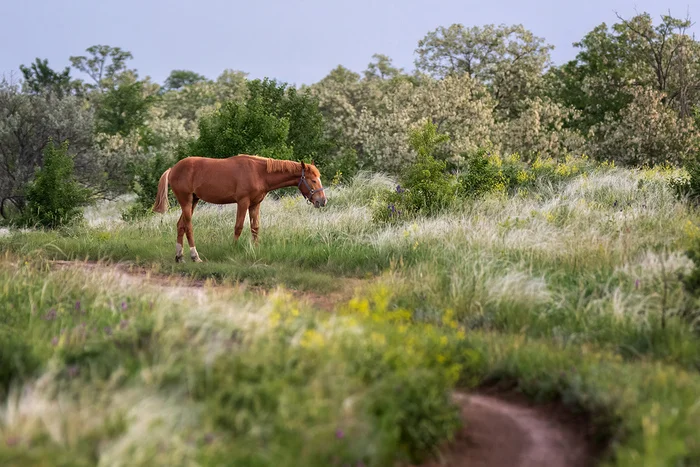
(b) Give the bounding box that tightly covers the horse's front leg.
[234,199,250,242]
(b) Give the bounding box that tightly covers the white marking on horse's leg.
[190,246,202,262]
[176,243,183,263]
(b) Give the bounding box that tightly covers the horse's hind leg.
[187,196,202,262]
[176,212,186,263]
[175,193,202,262]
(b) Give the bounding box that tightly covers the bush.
[16,140,92,229]
[458,147,506,198]
[373,121,457,222]
[669,156,700,204]
[122,152,176,220]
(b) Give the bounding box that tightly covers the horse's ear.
[311,158,315,166]
[301,160,306,169]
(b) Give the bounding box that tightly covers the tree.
[357,74,498,173]
[184,97,293,161]
[96,77,155,136]
[69,45,134,91]
[19,58,74,98]
[546,12,700,130]
[164,70,208,91]
[415,23,553,118]
[246,78,331,163]
[587,86,700,166]
[364,54,404,80]
[0,81,95,203]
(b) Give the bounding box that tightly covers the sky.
[1,0,697,87]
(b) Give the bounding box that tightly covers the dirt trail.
[417,392,594,467]
[48,259,597,467]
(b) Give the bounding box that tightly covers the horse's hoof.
[175,255,184,263]
[192,257,203,263]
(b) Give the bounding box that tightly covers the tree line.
[1,10,699,225]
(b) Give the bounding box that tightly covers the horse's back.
[169,155,262,204]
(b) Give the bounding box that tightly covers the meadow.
[2,164,700,466]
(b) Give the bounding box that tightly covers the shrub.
[373,121,457,222]
[121,152,176,220]
[458,147,506,198]
[16,140,92,229]
[669,156,700,204]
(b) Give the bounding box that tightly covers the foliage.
[0,82,97,202]
[121,152,175,220]
[69,44,135,92]
[246,78,332,167]
[546,12,700,131]
[458,147,507,198]
[163,69,207,91]
[96,78,155,136]
[373,121,457,222]
[19,58,75,98]
[185,97,293,160]
[15,140,93,228]
[587,86,700,166]
[357,74,498,173]
[183,78,331,171]
[500,97,585,160]
[415,23,554,118]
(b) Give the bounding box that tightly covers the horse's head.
[298,161,327,208]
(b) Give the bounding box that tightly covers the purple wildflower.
[121,301,128,311]
[43,309,57,321]
[396,184,405,194]
[75,301,81,312]
[335,429,344,439]
[104,326,113,336]
[635,279,640,289]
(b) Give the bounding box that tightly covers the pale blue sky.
[1,0,696,87]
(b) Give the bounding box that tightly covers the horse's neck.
[265,170,301,192]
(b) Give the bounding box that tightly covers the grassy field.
[2,167,700,466]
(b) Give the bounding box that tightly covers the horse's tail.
[152,168,172,213]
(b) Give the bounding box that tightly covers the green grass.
[2,167,700,465]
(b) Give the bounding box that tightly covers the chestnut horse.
[152,154,327,262]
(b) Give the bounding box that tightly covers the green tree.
[163,70,208,91]
[546,12,700,131]
[19,58,74,97]
[185,97,293,160]
[95,78,155,136]
[70,45,134,91]
[415,23,553,118]
[242,78,332,172]
[18,140,93,228]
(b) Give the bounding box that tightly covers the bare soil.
[416,391,596,467]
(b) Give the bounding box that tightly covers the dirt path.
[48,259,597,467]
[417,392,594,467]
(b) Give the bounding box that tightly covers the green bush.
[373,121,457,223]
[16,140,93,229]
[122,152,176,220]
[669,156,700,204]
[458,147,506,198]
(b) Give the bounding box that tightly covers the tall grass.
[2,166,700,465]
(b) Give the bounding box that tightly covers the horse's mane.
[243,155,316,175]
[266,158,300,174]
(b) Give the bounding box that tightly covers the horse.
[152,154,327,263]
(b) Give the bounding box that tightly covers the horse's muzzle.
[313,198,327,208]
